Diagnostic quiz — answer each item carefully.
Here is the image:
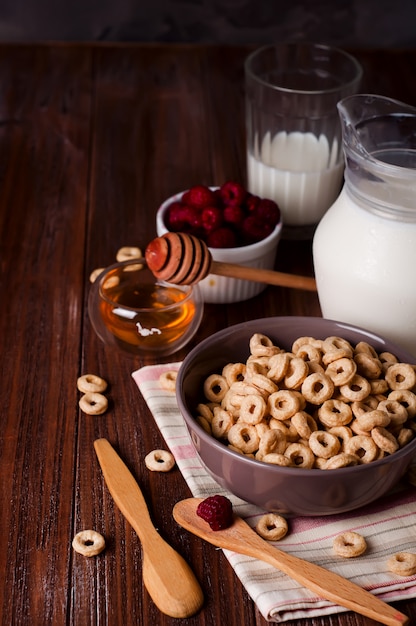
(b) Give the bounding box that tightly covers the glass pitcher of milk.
[245,43,362,238]
[313,94,416,357]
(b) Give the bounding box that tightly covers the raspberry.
[219,181,247,207]
[182,185,217,209]
[223,204,244,226]
[165,201,189,231]
[254,199,281,226]
[207,226,236,248]
[201,206,223,233]
[242,215,274,243]
[245,193,261,212]
[196,495,233,531]
[166,203,203,235]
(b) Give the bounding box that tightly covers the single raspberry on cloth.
[196,495,233,531]
[182,185,217,209]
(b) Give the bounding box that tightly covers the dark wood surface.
[1,42,415,626]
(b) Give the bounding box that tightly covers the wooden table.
[1,42,415,626]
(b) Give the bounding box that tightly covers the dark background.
[0,0,415,48]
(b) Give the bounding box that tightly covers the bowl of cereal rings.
[176,316,416,516]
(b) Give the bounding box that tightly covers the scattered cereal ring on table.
[79,392,108,415]
[72,530,106,557]
[89,267,105,283]
[256,513,288,541]
[387,552,416,576]
[77,374,108,394]
[159,370,178,391]
[116,246,143,262]
[145,449,175,472]
[333,531,367,557]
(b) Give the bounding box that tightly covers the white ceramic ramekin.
[156,188,282,304]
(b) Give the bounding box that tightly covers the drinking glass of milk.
[245,43,362,238]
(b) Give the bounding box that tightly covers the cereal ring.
[377,399,408,426]
[307,360,325,375]
[309,430,341,459]
[227,423,259,454]
[325,358,357,386]
[323,336,354,356]
[255,420,270,439]
[385,363,416,390]
[89,267,105,283]
[284,357,309,389]
[203,374,229,402]
[387,552,416,577]
[340,375,371,402]
[196,415,212,434]
[354,352,382,379]
[355,409,391,432]
[345,434,378,463]
[325,453,360,469]
[291,411,317,439]
[318,399,352,427]
[257,429,287,457]
[369,379,389,395]
[266,352,291,382]
[354,341,378,358]
[327,425,353,448]
[333,532,367,558]
[301,372,335,405]
[211,408,234,438]
[222,362,246,385]
[250,374,279,397]
[249,333,279,357]
[72,530,106,557]
[397,428,414,447]
[294,343,322,363]
[261,453,292,467]
[268,390,300,421]
[284,443,315,468]
[388,390,416,418]
[245,355,270,378]
[77,374,108,394]
[145,449,175,472]
[159,370,177,391]
[256,514,288,541]
[79,392,108,415]
[196,403,214,423]
[239,394,267,425]
[116,246,142,262]
[371,427,399,454]
[292,336,318,353]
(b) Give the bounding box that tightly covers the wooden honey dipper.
[145,232,317,292]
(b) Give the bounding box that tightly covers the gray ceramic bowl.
[176,316,416,516]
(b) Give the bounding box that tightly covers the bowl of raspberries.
[156,181,282,303]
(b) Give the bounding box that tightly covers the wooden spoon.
[145,232,317,292]
[173,497,408,626]
[94,439,204,618]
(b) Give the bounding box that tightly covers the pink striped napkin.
[132,362,416,623]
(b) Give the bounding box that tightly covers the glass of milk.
[245,43,362,238]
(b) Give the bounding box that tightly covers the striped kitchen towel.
[132,362,416,623]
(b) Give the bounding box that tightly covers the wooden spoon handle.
[94,439,203,618]
[173,498,408,626]
[211,260,317,291]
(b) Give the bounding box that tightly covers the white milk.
[313,187,416,357]
[247,131,344,226]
